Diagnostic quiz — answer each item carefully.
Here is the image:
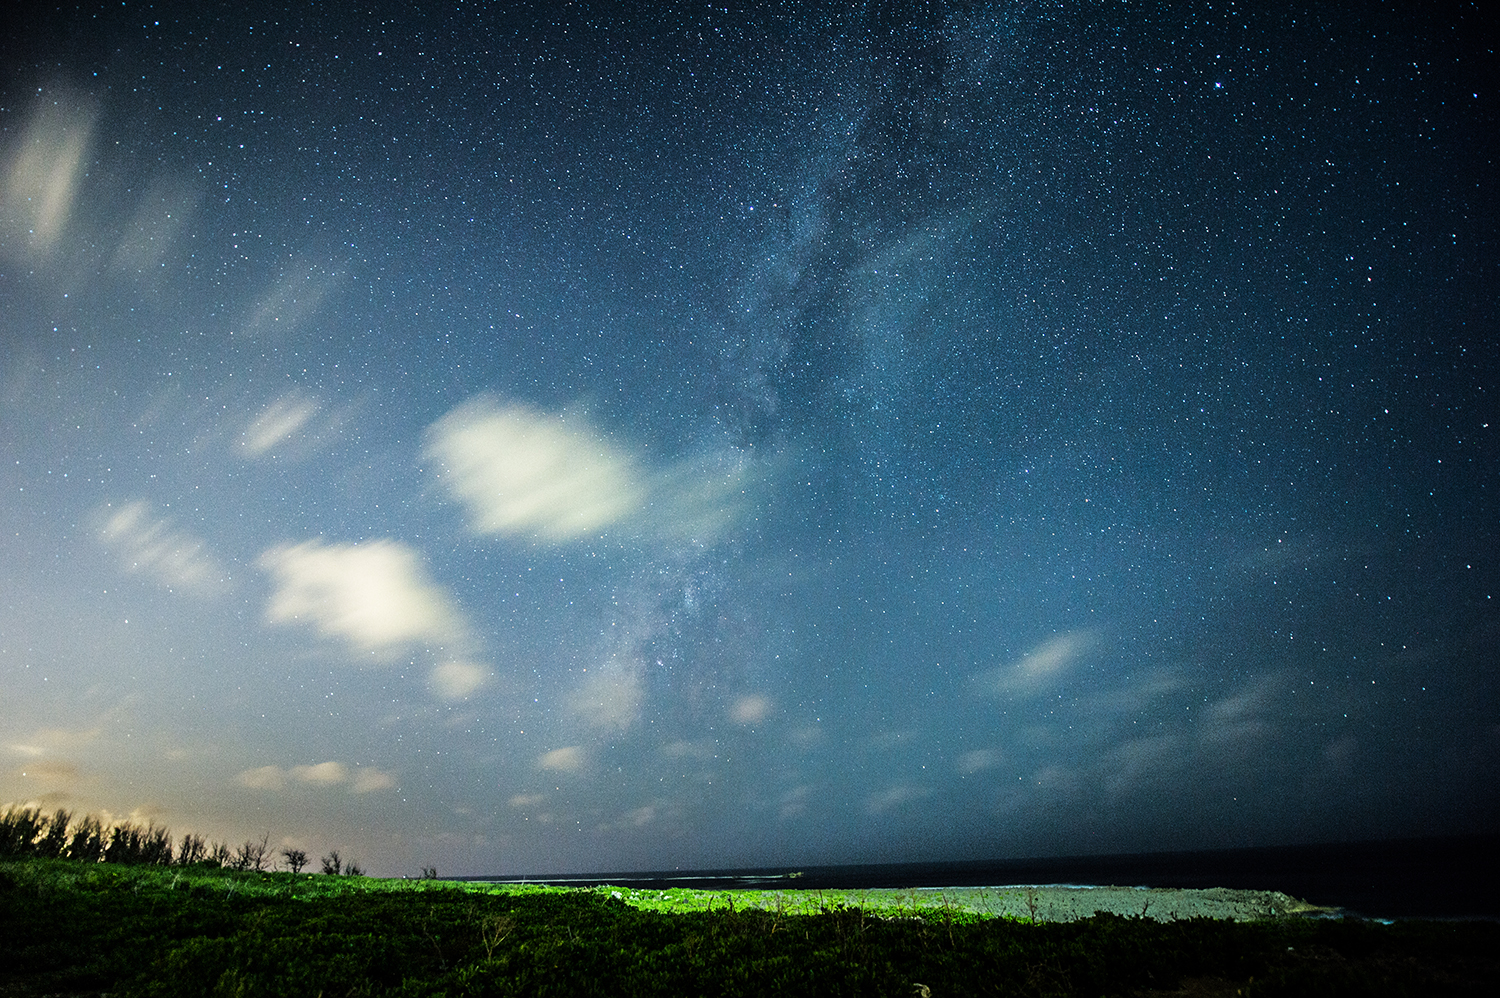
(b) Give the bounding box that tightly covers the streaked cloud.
[7,725,101,757]
[110,176,200,275]
[660,740,716,760]
[96,500,229,595]
[508,793,547,809]
[13,759,84,789]
[777,785,811,820]
[236,761,395,794]
[290,761,348,786]
[237,261,344,338]
[236,765,287,791]
[0,90,96,257]
[866,783,931,815]
[537,746,584,772]
[569,658,643,731]
[241,391,320,457]
[258,540,467,658]
[729,694,773,725]
[429,661,491,701]
[974,632,1094,698]
[957,749,1002,773]
[351,768,397,794]
[423,397,746,544]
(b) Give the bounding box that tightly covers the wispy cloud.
[241,391,320,457]
[957,748,1002,773]
[236,765,287,791]
[729,694,773,725]
[424,397,747,544]
[96,500,229,595]
[258,540,467,658]
[537,746,584,772]
[110,176,200,275]
[569,658,643,731]
[973,632,1094,698]
[290,761,348,786]
[236,762,395,794]
[0,90,96,257]
[352,768,396,794]
[236,261,344,338]
[429,660,491,701]
[866,783,931,815]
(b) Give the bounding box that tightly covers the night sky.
[2,2,1495,878]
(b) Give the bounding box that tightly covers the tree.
[67,814,106,863]
[321,849,342,875]
[231,833,270,872]
[0,805,46,856]
[105,822,145,864]
[141,824,173,865]
[176,833,207,866]
[281,847,309,874]
[35,809,71,859]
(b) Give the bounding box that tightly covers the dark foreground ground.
[3,858,1497,996]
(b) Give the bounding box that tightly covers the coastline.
[786,885,1336,922]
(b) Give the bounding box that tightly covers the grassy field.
[2,857,1497,996]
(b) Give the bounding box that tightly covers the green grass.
[2,857,1496,996]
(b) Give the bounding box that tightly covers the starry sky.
[1,2,1496,878]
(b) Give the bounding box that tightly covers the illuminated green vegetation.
[3,805,1496,995]
[2,856,1497,996]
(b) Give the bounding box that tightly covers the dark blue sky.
[2,1,1495,877]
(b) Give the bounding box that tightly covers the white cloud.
[425,399,643,541]
[729,694,773,725]
[236,761,395,794]
[97,500,229,595]
[290,761,348,786]
[238,261,343,338]
[957,748,1002,773]
[258,539,466,657]
[537,746,584,772]
[660,740,716,760]
[236,765,286,791]
[508,793,546,808]
[110,176,200,275]
[0,91,96,257]
[351,767,397,794]
[974,632,1093,698]
[429,661,490,701]
[424,397,746,544]
[569,658,643,731]
[866,784,931,814]
[242,391,320,456]
[778,785,811,820]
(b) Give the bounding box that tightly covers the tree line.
[0,803,363,876]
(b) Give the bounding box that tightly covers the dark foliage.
[176,833,207,867]
[0,805,48,857]
[230,834,270,873]
[1,858,1496,997]
[67,814,107,863]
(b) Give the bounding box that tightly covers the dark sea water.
[467,833,1500,921]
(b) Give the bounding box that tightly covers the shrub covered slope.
[2,857,1497,996]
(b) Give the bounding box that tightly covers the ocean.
[466,832,1499,921]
